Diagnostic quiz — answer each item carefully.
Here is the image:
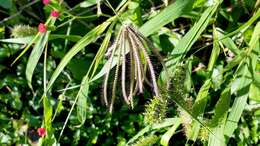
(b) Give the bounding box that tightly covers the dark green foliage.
[0,0,260,145]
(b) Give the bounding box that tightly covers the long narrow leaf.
[160,118,181,146]
[46,17,115,91]
[0,34,82,44]
[208,25,220,72]
[139,0,193,36]
[217,29,240,55]
[224,22,260,139]
[165,2,220,67]
[220,9,260,40]
[224,63,251,137]
[126,118,179,145]
[76,77,89,125]
[43,95,54,145]
[188,79,211,140]
[26,32,50,90]
[208,88,231,146]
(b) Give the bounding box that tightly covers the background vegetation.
[0,0,259,145]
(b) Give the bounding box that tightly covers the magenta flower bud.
[38,23,46,33]
[51,10,60,18]
[42,0,50,5]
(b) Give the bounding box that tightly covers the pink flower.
[37,128,46,137]
[42,0,50,5]
[38,23,47,33]
[51,10,60,18]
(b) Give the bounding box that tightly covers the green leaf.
[248,23,260,102]
[220,9,260,39]
[139,0,193,36]
[217,29,240,55]
[89,24,114,80]
[46,17,115,91]
[79,0,96,8]
[211,66,223,90]
[192,79,211,116]
[160,118,181,146]
[26,32,50,90]
[44,96,53,131]
[208,124,225,146]
[208,25,220,72]
[188,79,211,140]
[0,36,34,44]
[0,0,12,9]
[0,35,82,44]
[249,83,260,102]
[210,88,231,127]
[224,22,260,138]
[50,34,82,42]
[126,118,179,145]
[224,68,251,138]
[166,2,220,67]
[76,77,90,125]
[208,88,230,146]
[223,51,246,73]
[60,24,114,133]
[43,96,54,145]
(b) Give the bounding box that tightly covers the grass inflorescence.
[103,24,160,112]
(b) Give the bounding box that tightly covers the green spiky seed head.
[143,96,167,125]
[11,25,37,38]
[130,134,159,146]
[178,105,192,137]
[198,127,209,142]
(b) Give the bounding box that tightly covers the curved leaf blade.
[26,32,50,90]
[160,118,181,146]
[46,17,114,91]
[139,0,193,36]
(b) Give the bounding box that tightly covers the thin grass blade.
[224,22,260,139]
[139,0,193,36]
[26,32,50,90]
[46,17,115,92]
[126,118,179,145]
[165,2,220,67]
[208,88,231,146]
[160,118,181,146]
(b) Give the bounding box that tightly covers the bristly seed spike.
[127,27,160,97]
[121,29,130,105]
[103,27,123,106]
[109,32,123,113]
[127,27,143,93]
